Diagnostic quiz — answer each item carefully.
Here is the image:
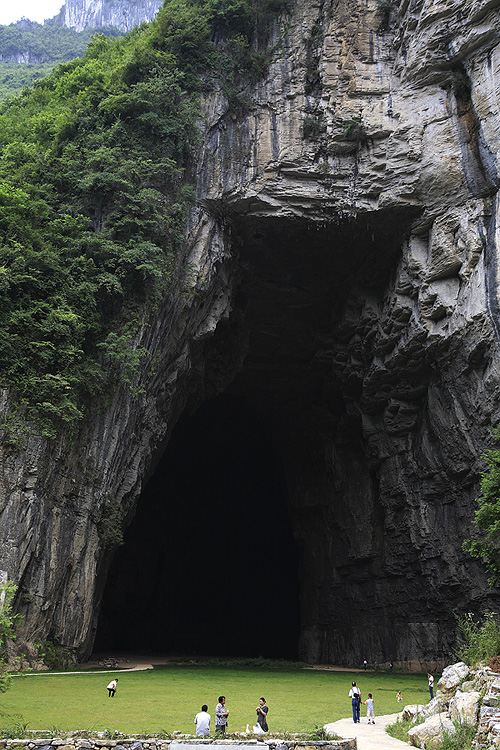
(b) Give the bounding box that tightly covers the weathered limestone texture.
[51,0,162,31]
[2,0,500,665]
[401,661,500,747]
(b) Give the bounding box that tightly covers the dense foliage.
[0,0,289,437]
[454,611,500,666]
[463,427,500,586]
[0,21,124,100]
[0,581,20,692]
[0,63,55,101]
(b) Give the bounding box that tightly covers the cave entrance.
[95,207,419,662]
[95,393,300,658]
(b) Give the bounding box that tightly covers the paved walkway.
[325,712,408,750]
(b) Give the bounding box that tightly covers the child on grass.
[364,693,375,724]
[396,690,402,703]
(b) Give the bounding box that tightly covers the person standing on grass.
[428,673,434,700]
[194,705,211,736]
[215,696,229,735]
[256,697,269,732]
[107,678,118,697]
[348,681,361,723]
[363,693,375,724]
[396,690,403,703]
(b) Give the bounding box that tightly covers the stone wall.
[0,739,355,750]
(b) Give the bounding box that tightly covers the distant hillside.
[0,19,123,64]
[0,20,124,99]
[52,0,163,33]
[0,1,163,99]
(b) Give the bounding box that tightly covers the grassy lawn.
[0,664,431,735]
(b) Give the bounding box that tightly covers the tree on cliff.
[464,427,500,587]
[0,581,20,691]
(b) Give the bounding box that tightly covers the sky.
[0,0,64,25]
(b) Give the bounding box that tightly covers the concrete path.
[325,713,408,749]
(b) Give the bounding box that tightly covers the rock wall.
[0,738,354,750]
[52,0,162,32]
[2,0,500,665]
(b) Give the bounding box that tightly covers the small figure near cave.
[256,697,269,732]
[194,705,211,736]
[363,693,375,724]
[428,673,434,700]
[107,678,118,697]
[215,696,229,735]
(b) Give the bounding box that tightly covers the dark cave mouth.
[94,208,419,660]
[95,394,301,659]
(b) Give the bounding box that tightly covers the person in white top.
[348,681,361,723]
[428,673,434,699]
[194,705,211,736]
[106,678,118,697]
[364,693,375,724]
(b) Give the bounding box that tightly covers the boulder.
[402,705,426,721]
[422,698,447,720]
[460,680,476,692]
[437,662,470,694]
[449,690,480,725]
[408,713,455,749]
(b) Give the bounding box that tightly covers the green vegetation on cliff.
[0,0,288,437]
[0,581,20,692]
[464,427,500,586]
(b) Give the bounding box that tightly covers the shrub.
[464,427,500,586]
[439,721,476,750]
[376,0,394,30]
[302,112,326,139]
[343,116,367,143]
[454,611,500,666]
[0,581,22,692]
[386,714,424,742]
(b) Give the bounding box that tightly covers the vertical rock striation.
[51,0,162,32]
[2,0,500,666]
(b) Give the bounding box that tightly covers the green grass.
[0,664,432,735]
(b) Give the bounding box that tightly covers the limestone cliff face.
[53,0,162,32]
[2,0,500,666]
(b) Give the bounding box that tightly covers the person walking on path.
[106,678,118,697]
[428,673,434,700]
[194,705,211,736]
[256,697,269,732]
[363,693,375,724]
[349,681,361,723]
[215,696,229,735]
